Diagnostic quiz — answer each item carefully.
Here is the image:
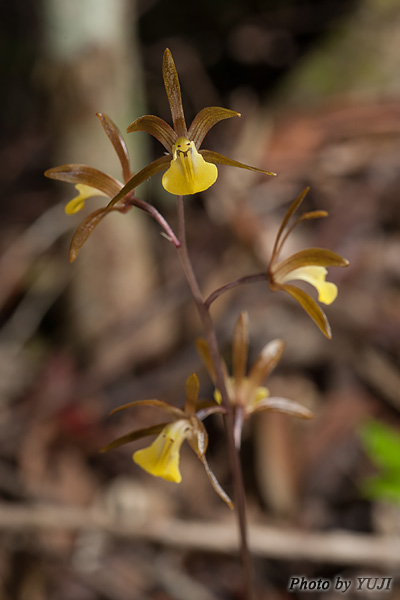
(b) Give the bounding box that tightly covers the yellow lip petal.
[133,420,191,483]
[162,137,218,196]
[281,265,338,305]
[65,184,106,215]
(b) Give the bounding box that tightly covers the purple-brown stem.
[125,194,181,248]
[205,273,267,309]
[175,195,254,600]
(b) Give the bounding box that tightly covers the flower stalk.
[204,272,267,308]
[175,195,254,600]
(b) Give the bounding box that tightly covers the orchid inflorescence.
[45,49,274,262]
[45,49,348,508]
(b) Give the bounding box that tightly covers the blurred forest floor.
[1,0,400,598]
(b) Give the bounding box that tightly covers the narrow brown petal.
[195,405,226,421]
[96,113,132,183]
[69,157,173,261]
[185,373,200,415]
[107,155,171,209]
[110,399,184,419]
[199,453,233,509]
[233,312,249,387]
[273,248,349,280]
[251,396,313,419]
[127,115,177,152]
[196,338,230,387]
[188,424,233,509]
[100,423,167,453]
[69,206,122,262]
[300,210,328,221]
[45,164,122,197]
[271,187,310,258]
[282,283,332,338]
[188,107,240,149]
[248,339,285,390]
[195,338,216,385]
[276,210,329,253]
[200,149,276,176]
[163,48,187,137]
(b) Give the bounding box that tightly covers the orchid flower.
[125,48,276,196]
[197,312,312,448]
[268,188,349,338]
[45,112,132,216]
[101,374,232,508]
[44,113,179,262]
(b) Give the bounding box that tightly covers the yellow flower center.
[281,265,338,305]
[65,184,106,215]
[133,420,191,483]
[162,137,218,196]
[214,377,269,407]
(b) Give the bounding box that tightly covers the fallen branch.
[0,502,398,568]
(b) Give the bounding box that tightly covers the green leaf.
[362,475,400,504]
[360,421,400,471]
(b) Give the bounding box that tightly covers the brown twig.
[0,503,398,568]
